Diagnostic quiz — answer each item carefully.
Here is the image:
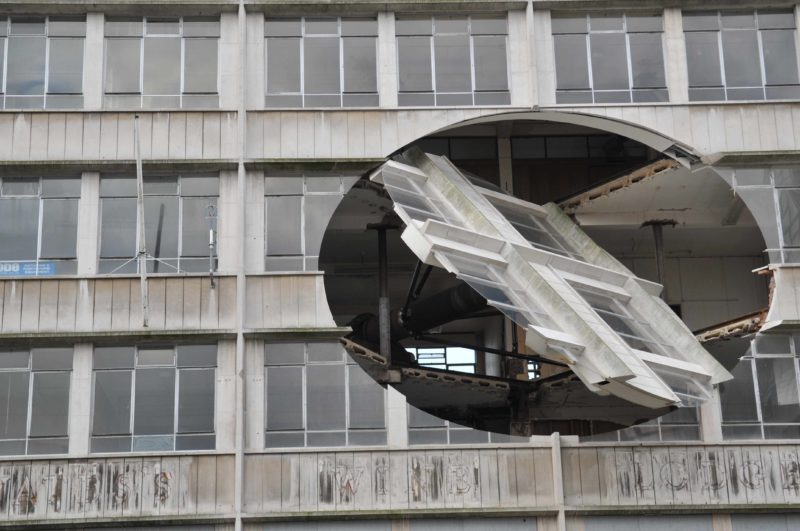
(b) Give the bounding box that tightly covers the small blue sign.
[0,262,56,277]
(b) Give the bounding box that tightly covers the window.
[98,174,218,274]
[264,175,349,271]
[406,346,478,373]
[265,17,378,108]
[408,404,524,445]
[104,17,219,109]
[396,15,510,106]
[0,348,72,455]
[684,10,800,101]
[91,344,216,452]
[264,341,386,448]
[720,334,800,440]
[0,176,80,275]
[552,13,667,104]
[374,150,730,411]
[0,17,85,109]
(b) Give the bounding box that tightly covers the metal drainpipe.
[234,1,247,530]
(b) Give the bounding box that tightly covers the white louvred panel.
[372,149,732,409]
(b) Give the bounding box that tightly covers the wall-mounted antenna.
[206,203,218,289]
[134,115,150,327]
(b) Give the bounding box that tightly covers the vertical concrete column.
[795,6,800,80]
[217,169,240,273]
[83,13,104,110]
[378,12,398,108]
[532,9,556,106]
[508,8,533,108]
[244,338,265,450]
[68,343,93,455]
[245,13,265,109]
[700,387,724,443]
[77,172,100,275]
[664,8,689,103]
[220,12,242,109]
[387,387,409,448]
[497,129,513,194]
[216,338,237,451]
[550,432,566,531]
[244,170,265,273]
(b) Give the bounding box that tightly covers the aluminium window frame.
[0,352,72,455]
[264,17,379,108]
[263,341,388,448]
[89,345,217,453]
[103,16,220,109]
[683,9,800,102]
[0,16,86,110]
[395,14,511,107]
[551,12,668,104]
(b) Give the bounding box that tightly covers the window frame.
[0,16,86,110]
[90,344,217,453]
[395,14,511,107]
[103,16,220,109]
[264,16,379,108]
[683,9,800,102]
[551,12,668,104]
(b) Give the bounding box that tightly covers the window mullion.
[173,364,180,450]
[25,370,34,454]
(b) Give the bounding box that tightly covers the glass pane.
[31,348,73,371]
[471,15,507,35]
[10,18,44,35]
[629,33,666,88]
[0,352,29,369]
[348,365,385,429]
[0,372,29,439]
[49,18,86,37]
[408,405,445,428]
[434,35,470,92]
[685,32,723,88]
[627,15,663,32]
[266,195,302,255]
[722,13,755,29]
[266,38,301,94]
[40,199,78,259]
[266,366,303,430]
[28,437,68,455]
[398,36,433,92]
[265,176,303,195]
[94,346,135,369]
[551,16,587,34]
[182,197,216,257]
[304,195,340,257]
[307,365,346,430]
[2,178,38,196]
[100,197,136,258]
[756,358,800,423]
[342,37,376,93]
[41,177,80,198]
[105,18,142,37]
[473,35,508,91]
[722,30,762,88]
[91,435,132,452]
[144,195,179,261]
[554,34,590,90]
[341,19,377,37]
[146,19,178,35]
[0,198,39,261]
[6,36,46,95]
[265,343,305,365]
[137,348,174,366]
[306,342,343,362]
[176,433,215,450]
[178,368,214,433]
[779,189,800,247]
[304,37,340,94]
[48,38,83,94]
[396,17,432,36]
[134,368,175,435]
[590,33,629,90]
[184,39,218,93]
[30,372,70,437]
[184,18,220,37]
[143,37,180,95]
[762,29,800,86]
[133,434,172,451]
[177,344,216,367]
[105,39,141,93]
[100,175,136,197]
[758,11,796,30]
[92,371,132,435]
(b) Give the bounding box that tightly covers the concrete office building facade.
[0,0,798,530]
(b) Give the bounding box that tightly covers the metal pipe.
[377,227,392,365]
[652,223,666,300]
[415,334,568,367]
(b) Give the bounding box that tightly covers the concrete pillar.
[244,170,265,273]
[532,9,556,106]
[245,13,265,109]
[664,8,689,103]
[700,387,724,443]
[83,13,104,110]
[244,339,265,450]
[220,12,242,109]
[378,12,398,108]
[77,172,100,275]
[68,343,93,455]
[217,169,241,273]
[387,387,409,448]
[509,8,533,108]
[216,338,237,451]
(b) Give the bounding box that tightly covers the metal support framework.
[415,334,569,368]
